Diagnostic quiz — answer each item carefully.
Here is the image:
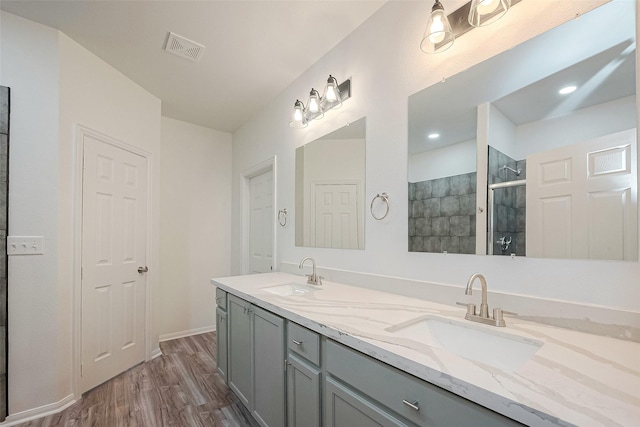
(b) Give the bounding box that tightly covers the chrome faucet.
[458,273,515,327]
[465,273,489,318]
[299,257,322,286]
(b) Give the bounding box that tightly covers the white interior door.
[527,129,637,260]
[81,134,148,392]
[249,169,273,273]
[311,183,359,249]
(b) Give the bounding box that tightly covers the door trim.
[241,156,277,274]
[72,124,154,398]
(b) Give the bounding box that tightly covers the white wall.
[1,11,63,417]
[231,0,640,314]
[408,139,476,182]
[159,117,232,340]
[515,95,637,160]
[2,11,162,418]
[487,103,517,159]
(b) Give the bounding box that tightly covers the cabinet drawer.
[287,322,320,366]
[326,340,521,427]
[215,287,227,310]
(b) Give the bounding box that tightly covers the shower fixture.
[501,165,521,176]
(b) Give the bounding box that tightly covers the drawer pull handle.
[292,340,303,346]
[402,400,420,411]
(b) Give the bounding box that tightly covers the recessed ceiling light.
[559,85,577,95]
[428,133,440,139]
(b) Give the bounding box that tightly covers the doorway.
[242,157,277,274]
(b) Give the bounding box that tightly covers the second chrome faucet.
[299,257,323,286]
[458,273,515,327]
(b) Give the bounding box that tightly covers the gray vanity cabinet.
[286,322,321,427]
[227,294,286,427]
[325,340,522,427]
[215,288,228,383]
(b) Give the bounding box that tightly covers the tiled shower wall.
[408,172,476,254]
[0,86,9,421]
[488,146,526,256]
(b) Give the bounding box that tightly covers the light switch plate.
[7,236,44,255]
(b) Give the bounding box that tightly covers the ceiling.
[1,0,387,133]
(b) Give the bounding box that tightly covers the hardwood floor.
[15,332,258,427]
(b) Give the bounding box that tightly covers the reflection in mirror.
[295,117,366,249]
[408,0,637,260]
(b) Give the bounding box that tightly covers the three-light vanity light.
[289,75,351,128]
[421,0,517,54]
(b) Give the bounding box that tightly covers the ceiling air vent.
[164,32,205,62]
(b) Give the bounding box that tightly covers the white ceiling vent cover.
[164,32,205,62]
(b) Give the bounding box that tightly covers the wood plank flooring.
[15,332,258,427]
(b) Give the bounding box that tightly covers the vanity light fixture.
[421,0,521,54]
[289,75,351,128]
[428,132,440,139]
[420,0,455,54]
[468,0,511,27]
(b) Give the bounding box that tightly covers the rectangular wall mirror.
[296,117,366,249]
[408,0,637,261]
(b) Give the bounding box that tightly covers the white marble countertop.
[211,272,640,427]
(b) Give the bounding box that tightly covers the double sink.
[259,281,542,372]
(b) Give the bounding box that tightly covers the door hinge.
[81,267,83,279]
[80,363,83,377]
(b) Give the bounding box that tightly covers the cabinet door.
[287,354,320,427]
[252,305,285,427]
[325,378,411,427]
[228,294,252,408]
[215,307,228,383]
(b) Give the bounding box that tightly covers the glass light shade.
[420,0,454,54]
[321,75,342,110]
[289,99,308,128]
[304,88,324,121]
[468,0,511,27]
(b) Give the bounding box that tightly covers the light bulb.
[429,15,446,44]
[477,0,499,15]
[325,86,337,102]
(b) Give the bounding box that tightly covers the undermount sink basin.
[261,282,322,296]
[387,316,542,371]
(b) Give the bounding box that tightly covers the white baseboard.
[150,347,162,360]
[159,325,216,342]
[1,394,76,426]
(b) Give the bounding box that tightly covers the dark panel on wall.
[0,85,10,421]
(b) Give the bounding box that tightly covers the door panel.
[252,306,285,427]
[81,134,147,392]
[527,129,637,260]
[228,295,252,408]
[311,183,360,249]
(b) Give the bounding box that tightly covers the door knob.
[138,266,149,273]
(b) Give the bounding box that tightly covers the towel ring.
[370,193,390,220]
[278,209,287,227]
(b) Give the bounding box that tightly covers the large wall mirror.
[296,117,366,249]
[408,0,637,261]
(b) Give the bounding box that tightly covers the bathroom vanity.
[212,272,640,427]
